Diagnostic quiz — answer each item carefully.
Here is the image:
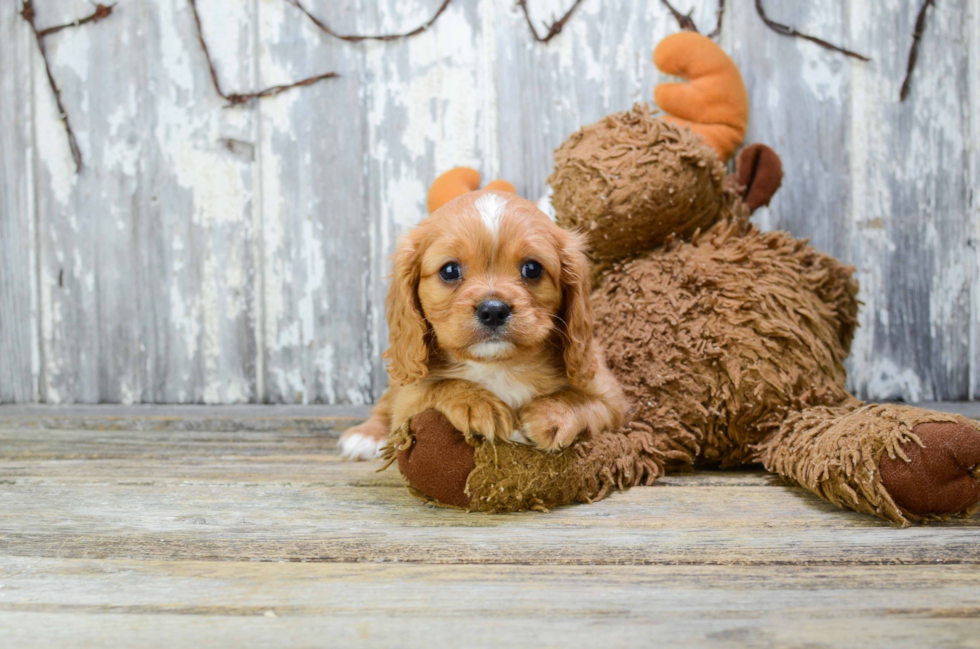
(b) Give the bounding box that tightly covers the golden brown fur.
[341,190,625,457]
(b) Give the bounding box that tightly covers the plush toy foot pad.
[396,410,475,508]
[879,422,980,516]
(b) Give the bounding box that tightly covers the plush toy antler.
[426,167,515,214]
[654,31,749,161]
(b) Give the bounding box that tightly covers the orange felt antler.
[653,31,749,162]
[426,167,516,214]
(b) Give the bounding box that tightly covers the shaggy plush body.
[594,217,858,469]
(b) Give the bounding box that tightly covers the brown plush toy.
[383,32,980,525]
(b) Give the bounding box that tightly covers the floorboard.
[1,405,979,647]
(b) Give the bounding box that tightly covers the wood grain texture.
[257,0,373,405]
[970,2,980,401]
[846,0,976,402]
[1,408,980,648]
[0,0,978,403]
[0,0,37,403]
[26,0,260,404]
[1,561,979,649]
[1,407,979,567]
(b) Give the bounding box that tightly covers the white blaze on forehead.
[474,192,508,236]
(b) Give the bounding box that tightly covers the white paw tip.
[339,432,386,461]
[509,429,533,446]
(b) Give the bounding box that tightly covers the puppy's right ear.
[382,230,430,385]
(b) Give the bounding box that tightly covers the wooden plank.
[0,417,978,566]
[3,477,979,565]
[0,560,978,648]
[0,404,369,432]
[726,2,854,263]
[846,0,975,401]
[256,0,376,405]
[30,0,260,403]
[971,2,980,401]
[0,1,38,403]
[2,613,977,649]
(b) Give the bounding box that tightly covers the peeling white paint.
[7,0,979,404]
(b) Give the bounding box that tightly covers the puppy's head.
[383,190,596,387]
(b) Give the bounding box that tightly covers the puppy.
[340,190,625,460]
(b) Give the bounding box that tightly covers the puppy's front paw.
[519,398,586,451]
[338,420,388,461]
[437,396,518,444]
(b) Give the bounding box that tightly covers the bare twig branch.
[516,0,585,43]
[900,0,935,101]
[755,0,869,61]
[188,0,338,107]
[224,73,340,105]
[37,2,114,37]
[284,0,454,42]
[660,0,698,32]
[706,0,725,39]
[20,1,116,173]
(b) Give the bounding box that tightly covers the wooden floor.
[2,404,980,648]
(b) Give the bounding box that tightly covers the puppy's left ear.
[559,230,597,389]
[382,230,430,385]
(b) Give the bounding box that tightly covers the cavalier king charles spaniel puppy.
[340,189,626,460]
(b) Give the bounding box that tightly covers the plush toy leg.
[756,402,980,525]
[383,410,664,512]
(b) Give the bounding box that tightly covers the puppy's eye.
[521,260,543,279]
[439,262,462,282]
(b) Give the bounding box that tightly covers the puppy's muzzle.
[475,300,511,330]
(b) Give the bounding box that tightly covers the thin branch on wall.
[900,0,935,101]
[20,0,116,173]
[516,0,585,44]
[755,0,869,61]
[660,0,725,39]
[284,0,455,42]
[660,0,698,32]
[37,3,114,37]
[706,0,725,39]
[189,0,338,107]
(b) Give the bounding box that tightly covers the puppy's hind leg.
[339,386,397,461]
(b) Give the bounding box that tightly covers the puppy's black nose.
[476,300,512,329]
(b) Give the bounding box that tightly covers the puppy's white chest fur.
[461,361,537,409]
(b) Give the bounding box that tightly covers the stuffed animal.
[381,32,980,525]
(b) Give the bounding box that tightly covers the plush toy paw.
[387,409,666,512]
[519,398,587,451]
[879,421,980,517]
[396,410,476,508]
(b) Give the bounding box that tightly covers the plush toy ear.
[736,144,783,213]
[427,168,516,214]
[381,230,430,385]
[559,230,597,389]
[427,167,481,214]
[653,31,749,161]
[483,179,515,194]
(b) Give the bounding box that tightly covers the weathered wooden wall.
[1,0,978,404]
